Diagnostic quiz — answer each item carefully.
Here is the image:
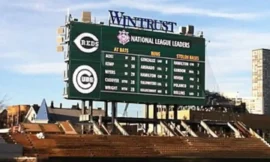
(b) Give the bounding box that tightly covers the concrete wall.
[263,49,270,115]
[0,144,23,159]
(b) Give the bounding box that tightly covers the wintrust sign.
[74,33,99,53]
[109,10,177,33]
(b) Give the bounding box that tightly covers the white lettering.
[174,68,186,73]
[140,73,156,78]
[157,75,162,79]
[141,65,155,70]
[105,78,119,83]
[155,39,171,46]
[174,61,189,66]
[140,81,157,86]
[122,80,128,84]
[105,86,118,90]
[173,83,187,88]
[141,58,156,63]
[174,76,184,80]
[172,41,190,48]
[121,87,128,91]
[157,67,162,71]
[119,34,190,48]
[81,76,93,83]
[105,54,114,58]
[105,62,114,66]
[140,88,157,93]
[173,91,185,95]
[105,70,116,74]
[131,36,154,44]
[157,60,162,63]
[81,40,98,47]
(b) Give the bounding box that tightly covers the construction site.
[0,10,270,162]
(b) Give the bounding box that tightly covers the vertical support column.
[104,101,108,127]
[89,100,93,115]
[166,105,169,120]
[173,104,178,130]
[81,100,86,134]
[88,100,93,134]
[115,103,118,118]
[174,104,178,120]
[81,100,86,114]
[111,102,117,133]
[88,123,91,134]
[145,104,149,133]
[153,103,157,134]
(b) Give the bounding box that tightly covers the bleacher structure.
[1,119,270,161]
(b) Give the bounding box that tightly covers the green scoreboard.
[64,21,205,105]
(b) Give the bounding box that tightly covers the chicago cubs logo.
[72,65,98,94]
[74,33,99,53]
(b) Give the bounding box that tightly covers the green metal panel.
[67,60,101,100]
[65,21,206,105]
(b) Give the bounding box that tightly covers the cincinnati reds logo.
[74,33,99,53]
[72,65,98,94]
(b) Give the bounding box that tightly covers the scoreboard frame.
[64,21,206,105]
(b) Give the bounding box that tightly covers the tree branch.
[0,94,9,109]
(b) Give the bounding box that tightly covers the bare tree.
[0,94,8,110]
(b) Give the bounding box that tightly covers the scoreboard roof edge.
[69,21,205,41]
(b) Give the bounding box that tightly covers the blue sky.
[1,0,270,116]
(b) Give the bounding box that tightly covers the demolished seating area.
[19,122,77,135]
[1,122,270,158]
[9,133,270,158]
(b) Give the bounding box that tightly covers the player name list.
[101,52,204,98]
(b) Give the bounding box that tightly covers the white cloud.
[214,77,251,97]
[0,52,23,59]
[10,0,65,12]
[10,0,268,20]
[113,0,263,20]
[10,62,65,74]
[205,29,270,77]
[204,28,270,97]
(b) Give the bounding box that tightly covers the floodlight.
[81,11,91,23]
[57,27,65,35]
[57,36,64,44]
[179,26,186,35]
[56,46,64,52]
[186,25,194,35]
